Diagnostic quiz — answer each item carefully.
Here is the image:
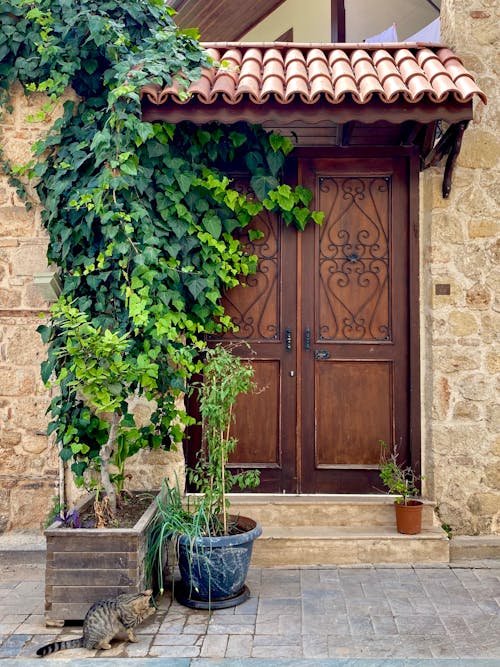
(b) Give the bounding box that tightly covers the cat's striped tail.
[36,637,84,656]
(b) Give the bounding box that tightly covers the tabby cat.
[36,589,155,656]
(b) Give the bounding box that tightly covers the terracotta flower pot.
[394,499,423,534]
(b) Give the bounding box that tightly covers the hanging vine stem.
[0,0,323,502]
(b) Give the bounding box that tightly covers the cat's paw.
[97,642,112,650]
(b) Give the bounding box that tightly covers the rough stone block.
[0,367,36,396]
[459,129,500,169]
[4,324,46,365]
[448,311,478,336]
[459,374,492,401]
[453,400,481,421]
[466,283,491,309]
[7,477,56,531]
[484,462,500,490]
[0,287,21,308]
[434,350,480,373]
[467,493,500,517]
[11,242,49,277]
[9,396,51,431]
[0,206,36,237]
[468,218,500,239]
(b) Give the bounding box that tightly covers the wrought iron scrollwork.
[318,176,391,342]
[220,184,280,341]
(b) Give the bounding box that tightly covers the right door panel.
[300,158,410,493]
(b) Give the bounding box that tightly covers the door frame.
[185,145,422,492]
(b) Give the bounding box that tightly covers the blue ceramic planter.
[175,515,262,609]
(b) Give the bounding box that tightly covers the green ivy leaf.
[250,173,278,201]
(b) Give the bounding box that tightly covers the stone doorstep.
[227,495,450,567]
[251,525,450,567]
[227,494,440,528]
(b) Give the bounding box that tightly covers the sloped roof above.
[141,42,486,109]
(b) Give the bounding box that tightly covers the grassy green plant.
[379,440,422,506]
[146,481,207,595]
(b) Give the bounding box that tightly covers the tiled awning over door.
[141,42,486,124]
[140,42,486,196]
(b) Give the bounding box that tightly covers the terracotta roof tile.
[141,42,487,108]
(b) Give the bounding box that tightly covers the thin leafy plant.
[379,440,422,506]
[189,344,260,536]
[146,345,261,595]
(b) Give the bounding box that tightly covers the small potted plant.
[147,344,262,609]
[379,440,423,535]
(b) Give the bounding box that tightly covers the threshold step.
[228,495,439,529]
[251,525,450,566]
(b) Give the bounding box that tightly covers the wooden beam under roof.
[167,0,288,41]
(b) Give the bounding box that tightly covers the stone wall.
[0,83,58,531]
[421,0,499,534]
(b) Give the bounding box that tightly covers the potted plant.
[379,440,423,535]
[147,344,262,609]
[41,298,173,624]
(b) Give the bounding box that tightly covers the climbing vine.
[0,0,323,490]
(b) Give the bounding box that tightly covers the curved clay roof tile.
[144,43,486,108]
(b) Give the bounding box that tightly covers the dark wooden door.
[299,158,411,493]
[187,157,414,494]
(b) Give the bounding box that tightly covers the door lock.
[304,327,311,351]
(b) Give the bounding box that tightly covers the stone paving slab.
[1,658,500,666]
[0,561,499,662]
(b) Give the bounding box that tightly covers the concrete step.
[0,532,45,564]
[449,535,500,562]
[228,494,440,528]
[227,494,450,566]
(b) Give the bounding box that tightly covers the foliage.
[0,0,323,509]
[44,497,92,529]
[147,345,260,593]
[189,344,260,534]
[379,440,421,506]
[47,297,175,513]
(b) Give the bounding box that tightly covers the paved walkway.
[0,557,500,665]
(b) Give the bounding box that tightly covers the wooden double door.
[187,156,417,494]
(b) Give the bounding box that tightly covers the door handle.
[314,350,330,360]
[304,327,311,351]
[285,328,292,351]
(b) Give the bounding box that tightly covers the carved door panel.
[299,158,411,493]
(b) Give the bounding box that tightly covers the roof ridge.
[201,41,446,50]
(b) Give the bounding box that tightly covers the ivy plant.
[0,0,323,516]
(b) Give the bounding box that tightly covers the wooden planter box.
[44,493,158,625]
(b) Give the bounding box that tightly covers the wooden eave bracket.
[422,120,469,198]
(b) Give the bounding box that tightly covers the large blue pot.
[176,515,262,609]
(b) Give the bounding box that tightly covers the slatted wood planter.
[44,493,158,625]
